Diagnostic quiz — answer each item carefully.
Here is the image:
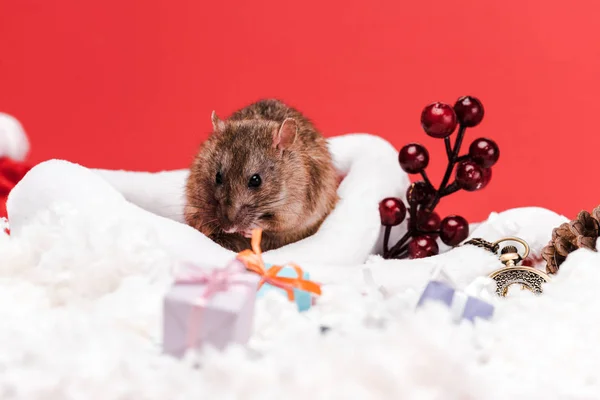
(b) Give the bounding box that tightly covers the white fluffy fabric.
[0,113,29,161]
[1,132,596,399]
[88,134,409,266]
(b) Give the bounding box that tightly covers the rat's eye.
[215,171,223,185]
[248,174,262,188]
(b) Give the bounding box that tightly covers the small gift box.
[237,229,322,312]
[257,264,313,312]
[162,260,260,358]
[416,266,495,323]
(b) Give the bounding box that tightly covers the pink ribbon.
[174,260,247,350]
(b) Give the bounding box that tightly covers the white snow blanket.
[1,130,597,399]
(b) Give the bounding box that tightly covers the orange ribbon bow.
[236,228,322,301]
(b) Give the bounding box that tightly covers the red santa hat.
[0,113,32,219]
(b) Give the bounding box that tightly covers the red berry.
[469,138,499,168]
[455,160,485,191]
[454,96,484,127]
[420,102,457,138]
[440,215,469,246]
[379,198,407,226]
[417,210,441,234]
[520,256,543,267]
[521,258,534,267]
[408,235,439,259]
[480,167,492,189]
[406,181,435,206]
[399,143,429,174]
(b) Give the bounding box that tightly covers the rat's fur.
[185,99,339,252]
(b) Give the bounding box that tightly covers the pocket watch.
[464,237,551,297]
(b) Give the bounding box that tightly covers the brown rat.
[184,99,339,252]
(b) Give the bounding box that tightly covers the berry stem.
[383,226,391,257]
[387,230,412,257]
[396,249,408,259]
[426,124,467,212]
[420,170,433,188]
[452,125,467,158]
[408,203,417,231]
[389,241,410,258]
[395,246,409,258]
[440,181,460,196]
[444,137,453,160]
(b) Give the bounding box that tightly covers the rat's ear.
[211,110,226,133]
[273,118,297,151]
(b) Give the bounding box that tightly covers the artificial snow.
[0,133,598,399]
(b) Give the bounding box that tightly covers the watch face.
[489,266,550,297]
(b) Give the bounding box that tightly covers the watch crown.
[499,245,522,266]
[501,245,518,255]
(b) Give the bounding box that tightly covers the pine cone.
[542,207,600,274]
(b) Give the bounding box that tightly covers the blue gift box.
[417,280,495,323]
[257,264,313,312]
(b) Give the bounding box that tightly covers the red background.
[1,0,599,222]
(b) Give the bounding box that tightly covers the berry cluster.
[379,96,499,259]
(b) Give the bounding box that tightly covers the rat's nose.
[224,203,247,226]
[226,207,239,224]
[219,216,238,233]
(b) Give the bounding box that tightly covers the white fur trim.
[0,112,29,161]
